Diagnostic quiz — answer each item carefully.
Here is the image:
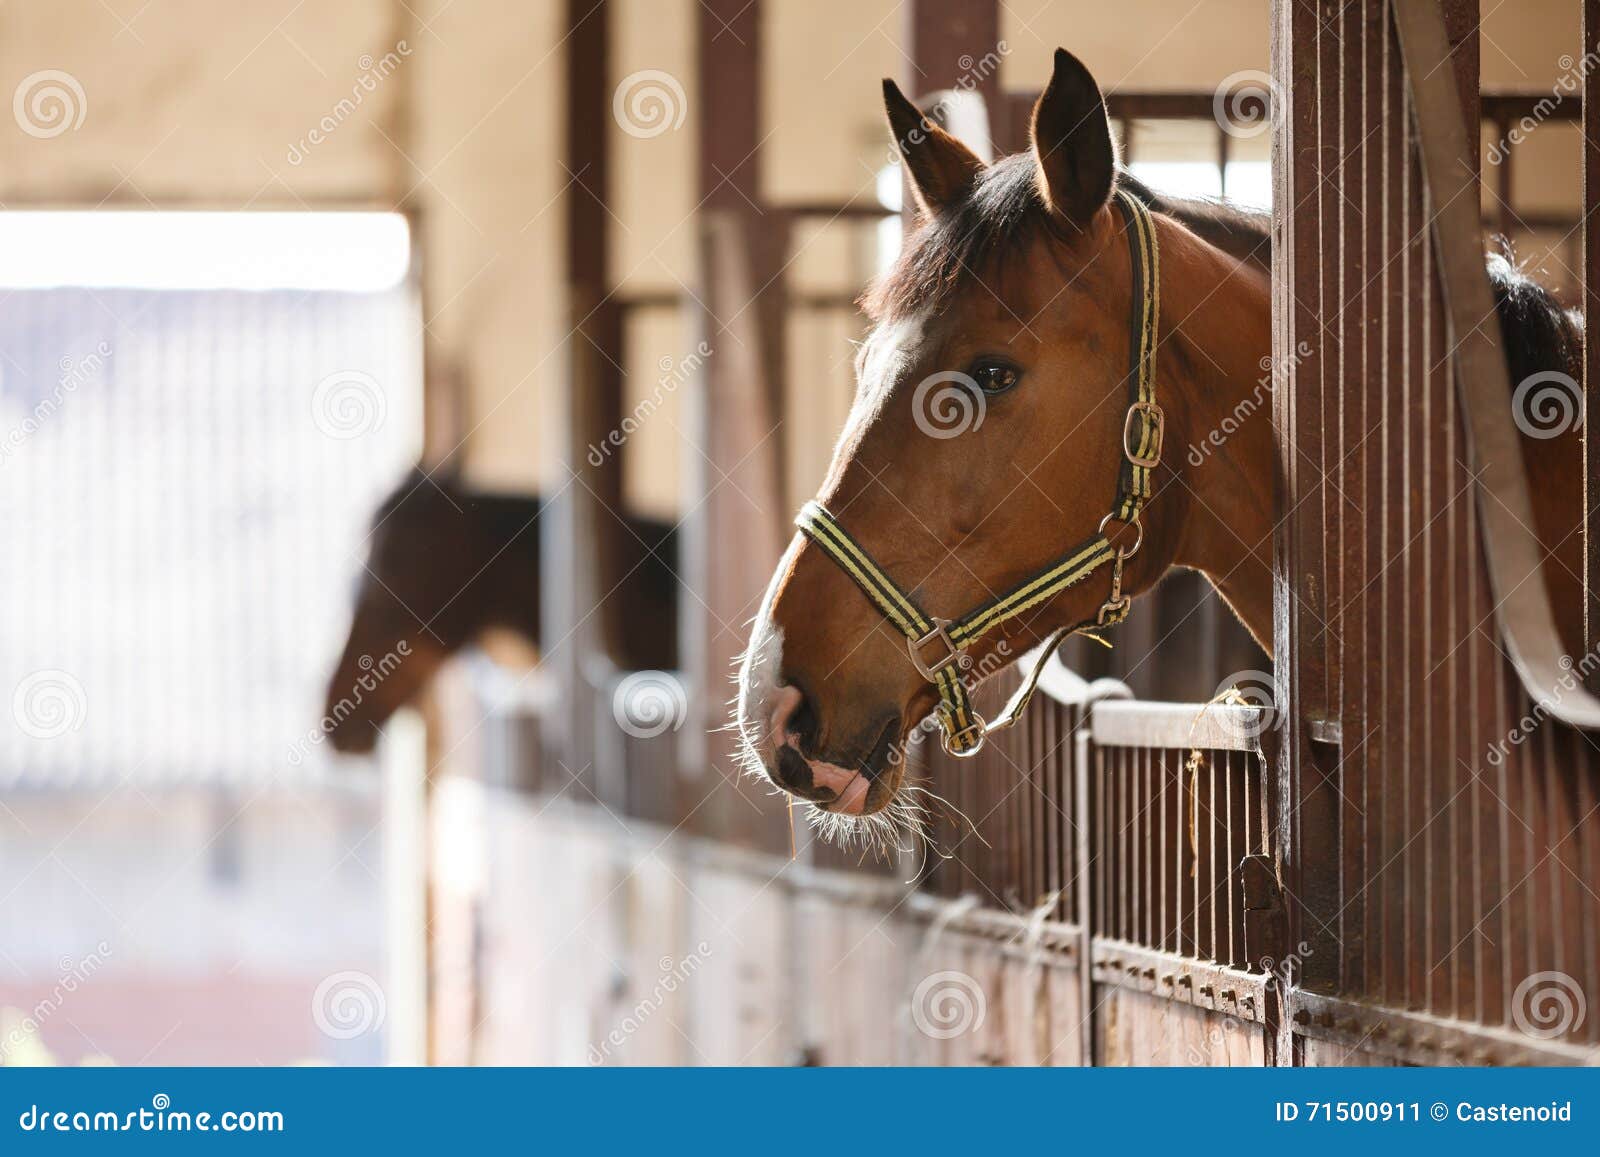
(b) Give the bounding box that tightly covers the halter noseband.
[795,187,1163,758]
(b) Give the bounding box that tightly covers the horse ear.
[882,78,985,216]
[1030,48,1116,227]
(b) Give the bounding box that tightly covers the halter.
[795,187,1163,758]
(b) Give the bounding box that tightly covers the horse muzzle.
[749,684,902,816]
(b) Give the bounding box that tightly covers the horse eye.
[970,360,1020,395]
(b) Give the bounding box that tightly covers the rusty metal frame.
[1289,990,1599,1066]
[1089,700,1265,752]
[1092,940,1271,1025]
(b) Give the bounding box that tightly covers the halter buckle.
[941,712,987,758]
[907,618,971,681]
[1123,401,1164,469]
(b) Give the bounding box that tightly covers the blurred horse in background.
[325,467,678,753]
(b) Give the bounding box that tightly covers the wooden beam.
[685,0,790,851]
[545,0,623,802]
[905,0,1001,103]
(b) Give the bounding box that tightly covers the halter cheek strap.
[796,187,1164,758]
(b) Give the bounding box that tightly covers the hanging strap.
[794,187,1163,758]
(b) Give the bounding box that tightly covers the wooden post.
[684,0,790,850]
[546,0,625,803]
[905,0,1001,105]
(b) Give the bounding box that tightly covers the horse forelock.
[863,156,1281,324]
[863,153,1058,322]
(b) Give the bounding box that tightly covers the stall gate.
[1269,0,1600,1064]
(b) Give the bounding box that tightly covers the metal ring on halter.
[941,712,987,758]
[1098,512,1145,559]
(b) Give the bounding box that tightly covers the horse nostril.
[787,690,819,752]
[775,745,815,794]
[768,684,820,754]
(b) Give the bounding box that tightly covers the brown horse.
[325,468,678,753]
[735,48,1583,839]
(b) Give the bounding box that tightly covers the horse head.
[735,48,1276,838]
[324,468,538,753]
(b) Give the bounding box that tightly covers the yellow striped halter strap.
[795,188,1163,758]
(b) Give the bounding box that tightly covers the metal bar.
[1089,700,1263,750]
[1586,0,1600,682]
[1075,714,1096,1067]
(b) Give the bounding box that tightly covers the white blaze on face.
[821,313,929,493]
[736,534,800,752]
[736,310,932,775]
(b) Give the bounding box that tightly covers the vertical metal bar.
[1075,715,1096,1067]
[1121,748,1131,942]
[1583,0,1600,688]
[1192,749,1201,962]
[1272,0,1342,1006]
[1208,750,1218,961]
[1217,122,1232,199]
[1140,745,1150,947]
[1159,736,1169,952]
[1226,748,1236,968]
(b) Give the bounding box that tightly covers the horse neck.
[469,493,543,639]
[1152,215,1277,652]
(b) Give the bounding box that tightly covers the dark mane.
[866,161,1578,386]
[863,153,1060,321]
[1115,172,1272,271]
